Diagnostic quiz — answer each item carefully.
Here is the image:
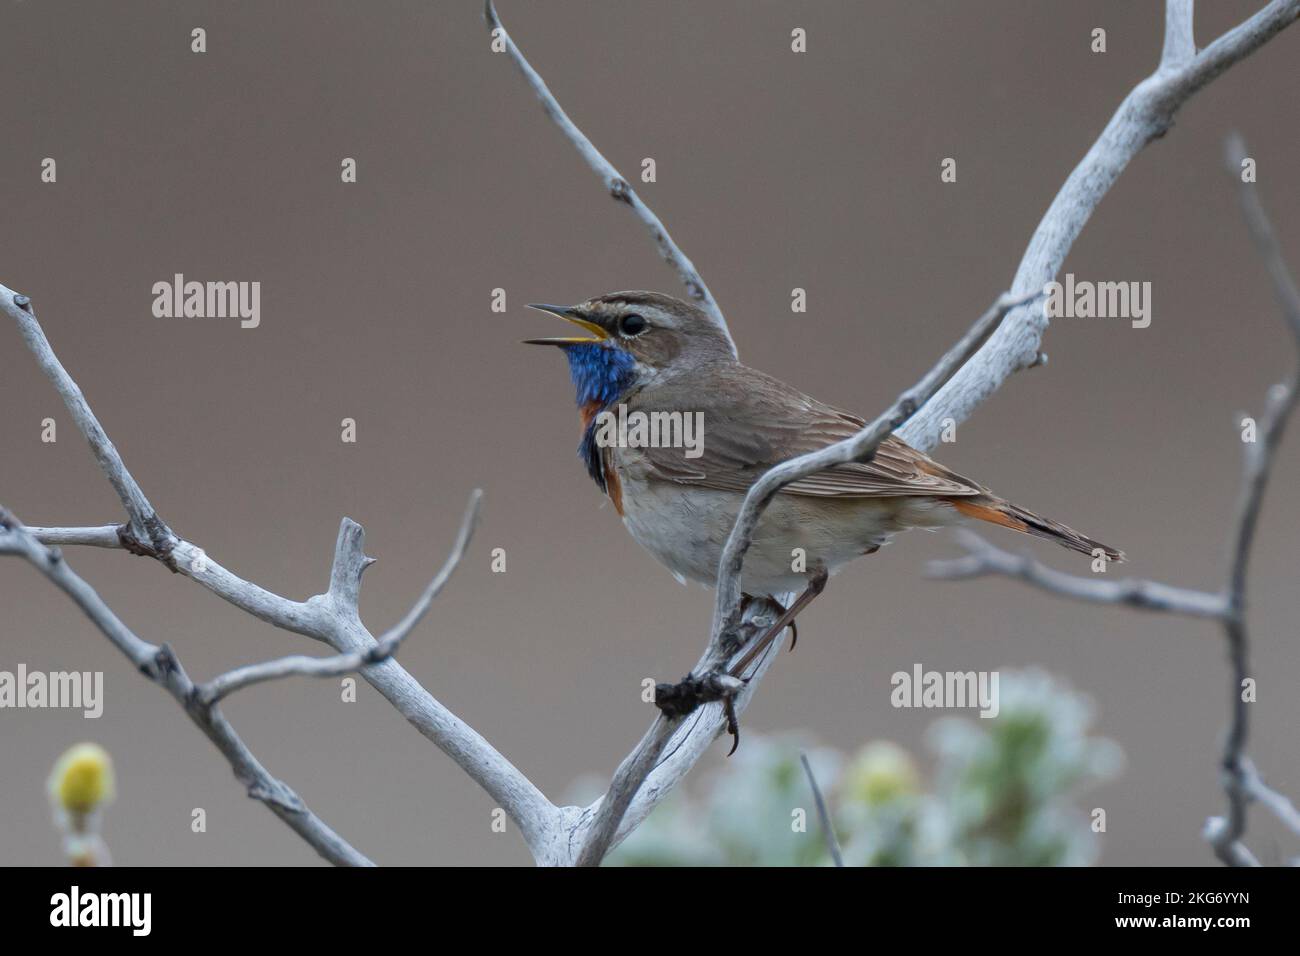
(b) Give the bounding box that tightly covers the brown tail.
[949,496,1125,562]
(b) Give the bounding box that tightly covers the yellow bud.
[841,741,919,806]
[48,743,115,815]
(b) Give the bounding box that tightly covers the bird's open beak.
[522,303,609,345]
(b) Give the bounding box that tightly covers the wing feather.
[629,364,986,499]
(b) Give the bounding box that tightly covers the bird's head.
[524,291,733,409]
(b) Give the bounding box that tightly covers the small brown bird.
[526,291,1123,653]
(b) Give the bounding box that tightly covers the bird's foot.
[655,572,828,756]
[723,594,778,656]
[728,570,829,677]
[654,670,748,755]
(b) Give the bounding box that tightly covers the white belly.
[615,466,957,596]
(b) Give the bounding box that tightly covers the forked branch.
[929,132,1300,866]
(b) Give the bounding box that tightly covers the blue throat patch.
[561,343,636,491]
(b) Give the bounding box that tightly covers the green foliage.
[605,669,1122,867]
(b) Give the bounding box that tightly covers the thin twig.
[1161,0,1197,69]
[484,0,735,358]
[0,509,374,866]
[196,493,481,706]
[1207,132,1300,866]
[928,128,1300,867]
[897,0,1300,452]
[928,529,1228,620]
[27,526,122,548]
[801,753,844,867]
[1243,761,1300,838]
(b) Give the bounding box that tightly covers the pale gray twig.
[1243,760,1300,839]
[928,529,1228,620]
[1161,0,1197,68]
[25,526,122,548]
[801,753,844,867]
[196,494,480,707]
[1206,131,1300,866]
[483,0,736,359]
[929,130,1300,867]
[0,510,374,866]
[1223,135,1300,342]
[897,0,1300,452]
[3,295,170,553]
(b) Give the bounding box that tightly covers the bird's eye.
[619,313,648,336]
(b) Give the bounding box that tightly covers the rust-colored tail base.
[949,496,1125,562]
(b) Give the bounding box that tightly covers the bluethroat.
[526,292,1123,671]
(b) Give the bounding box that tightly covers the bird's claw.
[653,670,746,753]
[724,696,741,755]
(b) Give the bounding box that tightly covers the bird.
[524,291,1123,673]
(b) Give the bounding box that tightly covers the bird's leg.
[654,571,827,757]
[722,593,762,656]
[728,569,829,678]
[726,593,790,656]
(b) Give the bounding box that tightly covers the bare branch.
[1161,0,1197,69]
[0,510,374,866]
[3,282,564,863]
[1206,130,1300,866]
[801,753,844,867]
[897,0,1300,452]
[327,517,377,613]
[28,526,121,548]
[1226,383,1294,614]
[1202,816,1260,867]
[1,292,171,552]
[931,130,1300,866]
[574,717,679,868]
[928,529,1228,620]
[1209,377,1294,867]
[370,490,483,646]
[571,629,785,863]
[1243,761,1300,839]
[483,0,736,358]
[1223,134,1300,343]
[198,647,396,708]
[196,493,482,707]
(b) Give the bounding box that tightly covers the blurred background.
[1,0,1298,865]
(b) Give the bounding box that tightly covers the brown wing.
[631,364,986,499]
